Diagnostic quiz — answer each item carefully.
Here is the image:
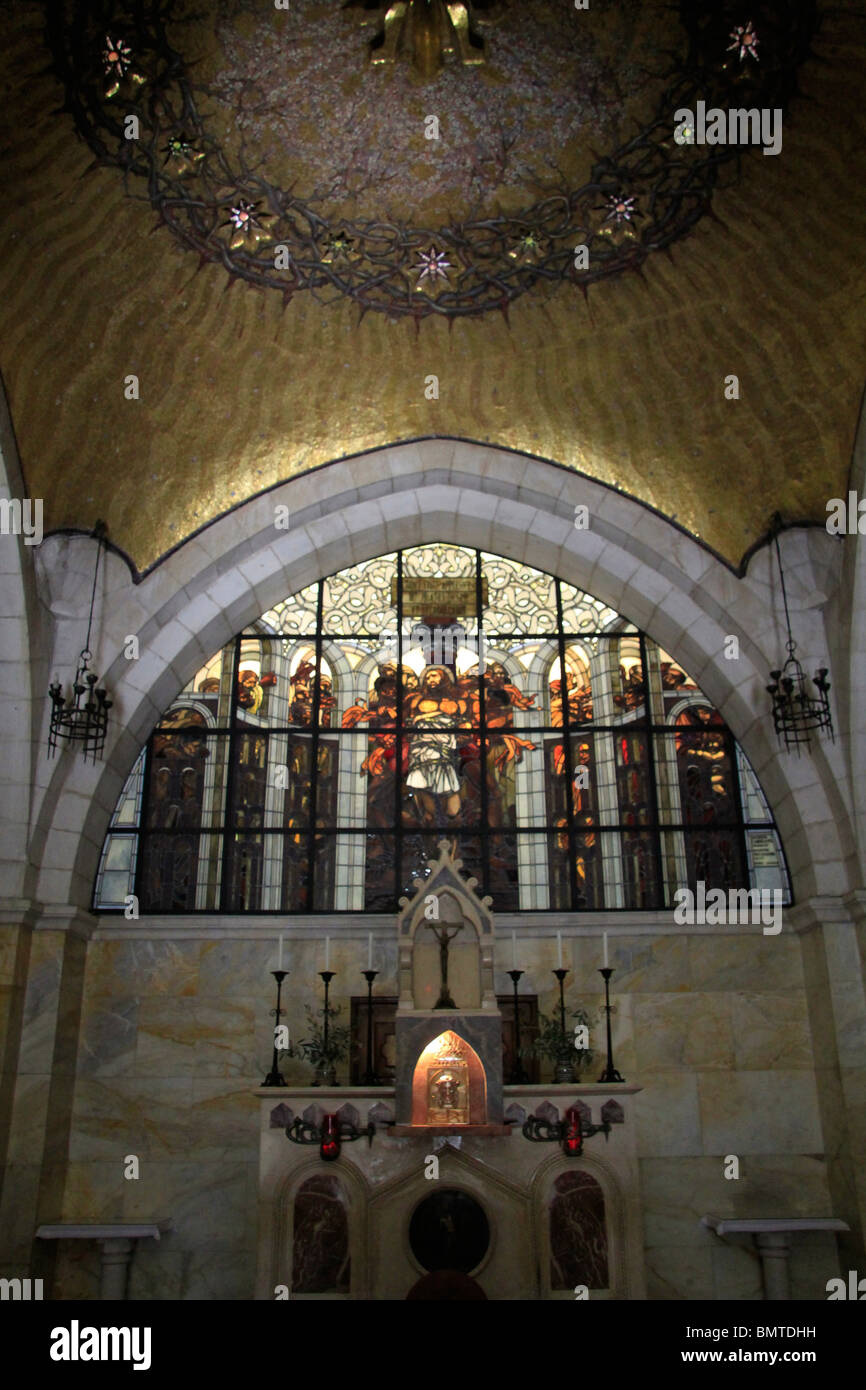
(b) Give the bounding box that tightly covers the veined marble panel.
[198,940,275,997]
[61,1160,127,1223]
[639,1153,833,1250]
[687,934,804,993]
[697,1072,823,1155]
[710,1243,764,1300]
[4,1073,51,1161]
[189,1080,259,1163]
[121,1158,256,1251]
[135,998,257,1078]
[633,1073,702,1157]
[731,993,814,1070]
[77,996,139,1077]
[633,994,734,1072]
[645,1245,714,1300]
[69,1078,195,1161]
[84,940,201,998]
[594,935,690,994]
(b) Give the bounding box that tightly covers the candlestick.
[261,970,288,1087]
[367,932,373,971]
[278,935,284,970]
[556,931,562,969]
[553,967,569,1046]
[597,967,625,1084]
[603,931,609,968]
[319,969,335,1082]
[511,931,516,971]
[507,969,528,1084]
[362,969,381,1085]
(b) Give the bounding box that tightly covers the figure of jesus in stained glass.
[404,667,469,825]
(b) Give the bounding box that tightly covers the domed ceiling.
[0,0,864,574]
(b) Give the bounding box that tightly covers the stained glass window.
[93,546,791,914]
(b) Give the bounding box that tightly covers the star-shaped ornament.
[162,135,205,177]
[221,199,274,251]
[102,35,145,99]
[508,232,547,266]
[604,194,637,225]
[728,22,760,62]
[320,232,361,266]
[412,246,457,297]
[595,193,641,248]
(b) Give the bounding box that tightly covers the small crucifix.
[427,918,463,1009]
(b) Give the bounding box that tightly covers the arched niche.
[410,1029,487,1126]
[411,888,481,1010]
[291,1174,350,1295]
[263,1155,370,1301]
[530,1149,641,1300]
[397,839,495,1011]
[548,1170,609,1292]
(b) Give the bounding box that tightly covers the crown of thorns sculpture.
[45,1,818,323]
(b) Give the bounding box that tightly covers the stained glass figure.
[94,548,791,915]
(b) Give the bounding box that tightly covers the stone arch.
[548,1168,609,1292]
[367,1143,530,1296]
[268,1153,369,1301]
[410,1028,487,1126]
[529,1145,641,1300]
[26,441,854,911]
[291,1173,351,1295]
[0,373,44,906]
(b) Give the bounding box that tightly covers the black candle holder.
[362,969,381,1085]
[597,967,625,1083]
[262,969,288,1087]
[320,970,335,1059]
[553,967,569,1038]
[507,969,529,1084]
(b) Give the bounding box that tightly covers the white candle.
[557,931,562,969]
[325,936,330,971]
[278,935,283,970]
[367,933,373,970]
[603,931,609,967]
[511,931,516,970]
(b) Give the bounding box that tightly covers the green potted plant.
[294,1004,351,1087]
[522,1006,595,1084]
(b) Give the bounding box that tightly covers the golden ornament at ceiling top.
[346,0,491,80]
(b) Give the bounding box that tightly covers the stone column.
[701,1217,849,1300]
[36,1223,171,1299]
[98,1237,134,1300]
[0,906,93,1285]
[791,895,866,1264]
[755,1232,790,1301]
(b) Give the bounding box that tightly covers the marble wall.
[36,918,845,1301]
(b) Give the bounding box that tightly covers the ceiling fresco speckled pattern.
[0,1,864,575]
[44,0,819,318]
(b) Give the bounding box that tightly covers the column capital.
[35,904,98,939]
[0,899,42,929]
[785,896,855,934]
[842,888,866,927]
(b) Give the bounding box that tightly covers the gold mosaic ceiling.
[0,0,864,575]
